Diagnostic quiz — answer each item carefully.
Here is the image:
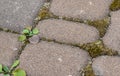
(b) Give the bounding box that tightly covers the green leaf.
[18,35,26,41]
[32,28,39,35]
[0,64,3,73]
[22,29,29,34]
[3,66,9,73]
[12,68,26,76]
[10,60,20,70]
[3,74,10,76]
[28,31,34,36]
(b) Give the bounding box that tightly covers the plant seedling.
[0,60,26,76]
[18,26,39,42]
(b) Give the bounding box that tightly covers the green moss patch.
[86,18,110,37]
[34,3,52,24]
[62,17,84,23]
[79,40,118,58]
[110,0,120,11]
[81,64,95,76]
[35,7,50,22]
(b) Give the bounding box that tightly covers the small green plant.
[18,26,39,42]
[0,60,26,76]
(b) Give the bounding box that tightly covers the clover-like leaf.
[0,64,3,73]
[10,60,20,71]
[12,68,26,76]
[3,66,9,73]
[32,28,39,35]
[22,29,29,34]
[18,35,26,41]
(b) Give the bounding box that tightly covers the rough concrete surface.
[0,0,45,33]
[50,0,113,20]
[0,31,22,66]
[19,41,90,76]
[37,19,99,44]
[92,56,120,76]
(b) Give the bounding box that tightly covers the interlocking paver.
[37,19,99,44]
[19,41,90,76]
[0,31,22,66]
[0,0,45,33]
[103,10,120,54]
[92,56,120,76]
[50,0,113,20]
[0,0,119,76]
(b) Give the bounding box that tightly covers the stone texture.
[103,10,120,54]
[0,74,3,76]
[0,0,45,33]
[0,31,22,66]
[50,0,113,20]
[29,35,40,44]
[92,56,120,76]
[36,19,99,44]
[19,41,90,76]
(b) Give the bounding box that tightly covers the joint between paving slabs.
[35,2,111,39]
[29,37,119,76]
[0,27,19,34]
[41,37,119,58]
[0,0,120,75]
[80,60,95,76]
[39,34,119,59]
[109,0,120,11]
[15,42,28,60]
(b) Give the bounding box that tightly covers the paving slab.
[37,19,99,44]
[103,10,120,54]
[0,31,22,66]
[92,56,120,76]
[50,0,113,20]
[19,41,90,76]
[0,0,45,33]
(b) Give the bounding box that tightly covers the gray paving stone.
[0,74,3,76]
[0,0,45,33]
[19,41,90,76]
[50,0,113,20]
[0,31,22,66]
[103,10,120,54]
[92,56,120,76]
[37,19,99,44]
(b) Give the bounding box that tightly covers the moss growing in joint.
[62,17,84,23]
[79,40,118,58]
[35,7,50,21]
[81,63,95,76]
[34,3,52,24]
[0,27,19,34]
[86,18,110,37]
[110,0,120,11]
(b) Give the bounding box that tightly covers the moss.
[81,64,95,76]
[110,0,120,11]
[62,17,84,23]
[79,40,118,58]
[34,3,52,24]
[86,18,110,37]
[35,7,50,21]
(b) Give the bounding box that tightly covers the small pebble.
[29,35,40,44]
